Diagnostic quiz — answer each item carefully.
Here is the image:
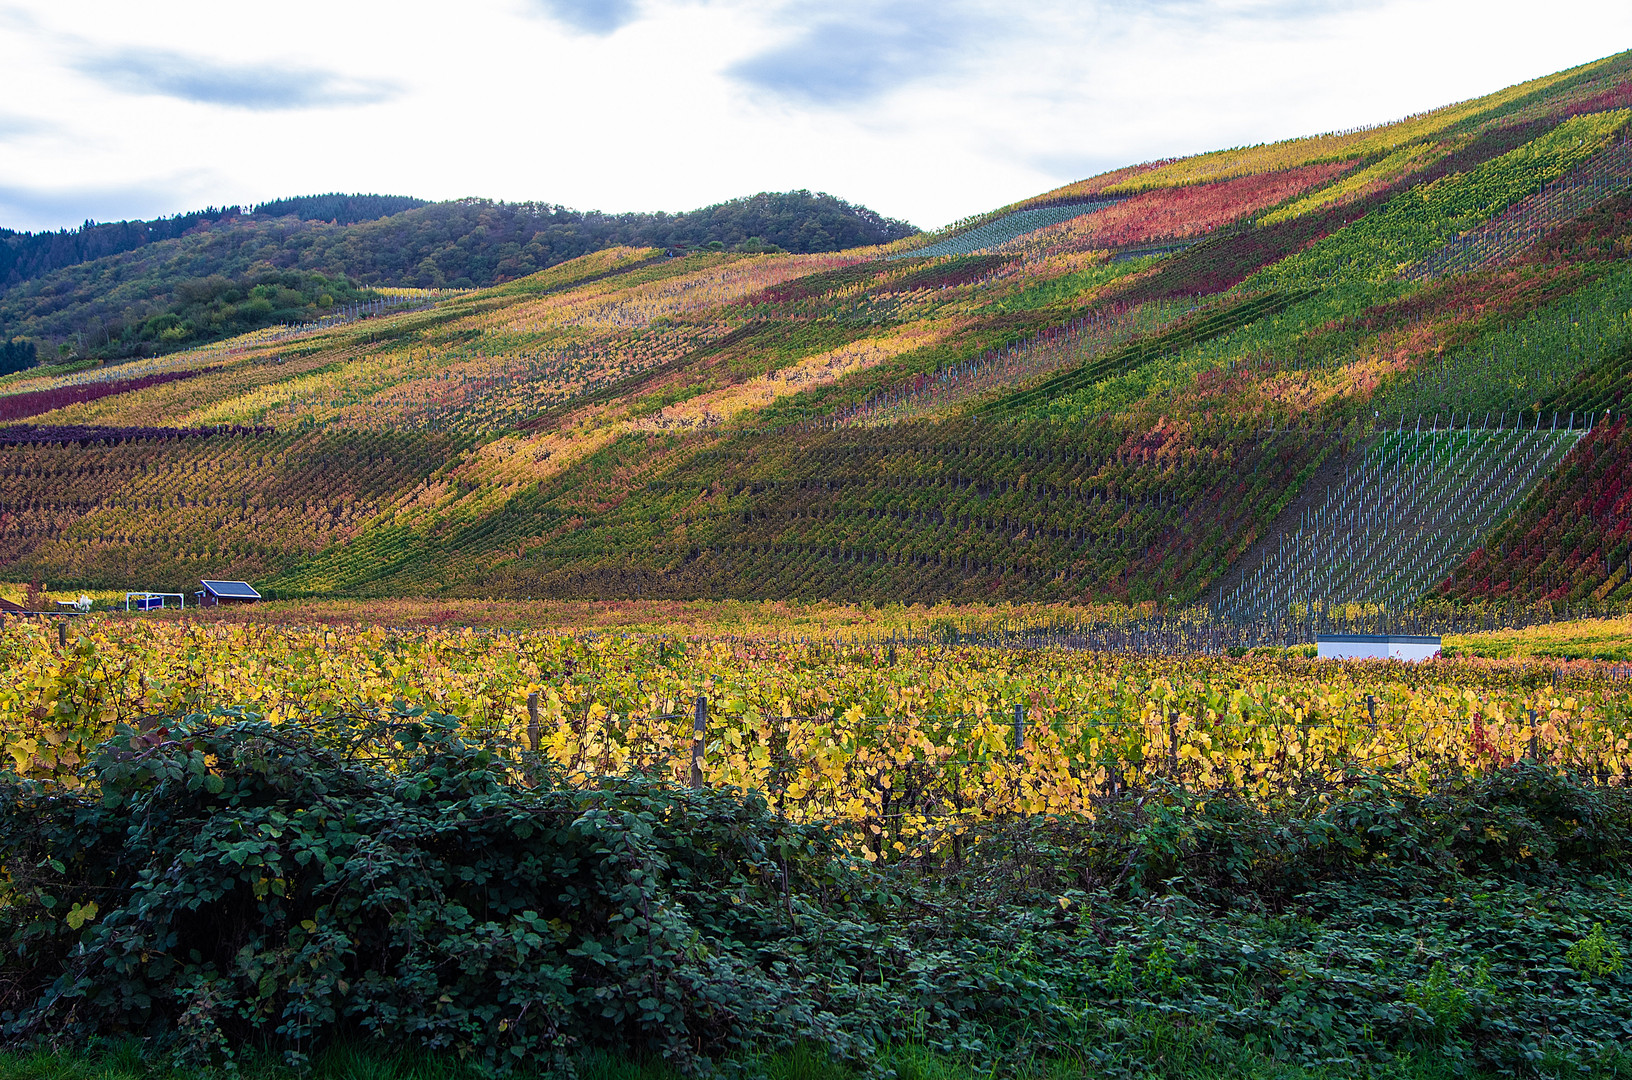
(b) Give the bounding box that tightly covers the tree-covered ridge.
[133,270,377,349]
[0,338,34,377]
[0,257,383,364]
[0,191,917,363]
[0,196,433,297]
[248,193,429,224]
[0,206,239,289]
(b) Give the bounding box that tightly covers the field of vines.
[0,429,461,588]
[5,619,1629,849]
[1259,142,1448,225]
[1000,161,1358,259]
[1526,188,1632,264]
[1109,191,1395,302]
[349,418,1337,606]
[1253,111,1630,292]
[1103,115,1589,308]
[1405,132,1632,280]
[1380,261,1632,418]
[989,290,1316,418]
[1098,54,1624,193]
[893,201,1120,260]
[0,367,215,423]
[837,300,1181,426]
[1440,416,1632,604]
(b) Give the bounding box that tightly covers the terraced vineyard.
[1,51,1631,617]
[1345,262,1632,426]
[0,429,461,586]
[265,418,1331,605]
[986,290,1318,417]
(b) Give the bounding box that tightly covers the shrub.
[0,711,923,1071]
[1567,924,1626,978]
[6,712,1632,1076]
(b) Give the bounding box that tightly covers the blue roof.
[200,579,262,599]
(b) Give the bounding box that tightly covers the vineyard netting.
[1220,421,1585,615]
[892,201,1119,260]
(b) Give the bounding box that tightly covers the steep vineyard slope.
[2,50,1632,608]
[272,420,1331,605]
[0,429,461,586]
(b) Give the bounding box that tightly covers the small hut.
[195,580,263,607]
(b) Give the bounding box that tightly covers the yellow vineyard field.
[3,619,1628,850]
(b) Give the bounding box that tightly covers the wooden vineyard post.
[1528,709,1538,762]
[1366,695,1377,733]
[1168,711,1180,778]
[527,692,540,753]
[57,621,66,649]
[1012,703,1026,751]
[691,695,708,788]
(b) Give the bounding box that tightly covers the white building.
[1316,634,1441,662]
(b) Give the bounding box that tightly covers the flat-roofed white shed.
[1316,634,1441,662]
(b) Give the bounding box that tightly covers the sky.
[0,0,1629,234]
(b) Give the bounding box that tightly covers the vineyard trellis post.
[527,691,540,753]
[1528,708,1538,762]
[1168,710,1180,776]
[691,695,708,788]
[1012,703,1026,750]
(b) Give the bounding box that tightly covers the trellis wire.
[1219,416,1587,617]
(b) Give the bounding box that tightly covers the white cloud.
[77,49,398,110]
[728,0,1006,106]
[529,0,642,35]
[0,0,1627,233]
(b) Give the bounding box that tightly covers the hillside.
[2,50,1632,614]
[0,190,916,362]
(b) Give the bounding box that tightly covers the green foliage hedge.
[4,712,1632,1076]
[0,712,906,1071]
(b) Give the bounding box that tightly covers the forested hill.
[246,193,431,227]
[0,196,432,291]
[1,206,241,289]
[0,190,917,361]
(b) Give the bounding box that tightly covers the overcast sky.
[1,0,1628,234]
